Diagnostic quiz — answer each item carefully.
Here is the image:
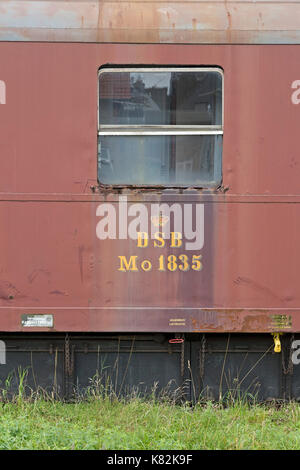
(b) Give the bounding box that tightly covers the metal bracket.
[272,333,282,353]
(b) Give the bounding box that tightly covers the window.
[98,67,223,187]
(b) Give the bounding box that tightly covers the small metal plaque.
[270,314,292,330]
[21,314,53,328]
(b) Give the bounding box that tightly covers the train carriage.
[0,0,300,400]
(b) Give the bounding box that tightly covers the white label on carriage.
[21,314,53,328]
[0,80,5,104]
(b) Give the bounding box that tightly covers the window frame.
[97,66,224,187]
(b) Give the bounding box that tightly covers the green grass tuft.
[0,397,299,449]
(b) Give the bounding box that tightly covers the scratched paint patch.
[21,314,53,328]
[192,311,218,331]
[270,314,292,330]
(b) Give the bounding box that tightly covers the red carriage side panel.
[0,43,299,332]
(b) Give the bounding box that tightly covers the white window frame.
[97,66,224,186]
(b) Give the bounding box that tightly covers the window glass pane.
[97,135,222,186]
[99,70,222,126]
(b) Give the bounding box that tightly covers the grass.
[0,369,299,450]
[0,395,300,450]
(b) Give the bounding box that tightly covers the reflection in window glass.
[98,135,222,186]
[99,71,222,126]
[98,68,223,187]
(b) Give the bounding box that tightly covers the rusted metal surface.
[0,42,300,333]
[0,1,300,44]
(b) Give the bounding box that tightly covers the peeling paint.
[0,1,299,43]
